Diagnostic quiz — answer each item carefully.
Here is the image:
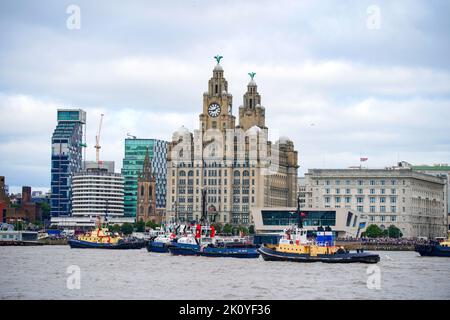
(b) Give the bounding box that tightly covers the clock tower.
[199,56,236,132]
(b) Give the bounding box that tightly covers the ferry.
[415,232,450,257]
[257,199,380,264]
[69,217,144,249]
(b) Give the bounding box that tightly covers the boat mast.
[200,188,207,224]
[296,195,303,229]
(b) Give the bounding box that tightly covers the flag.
[360,157,368,162]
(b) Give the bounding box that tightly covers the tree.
[222,223,233,235]
[135,219,145,232]
[120,223,134,235]
[237,225,249,235]
[248,225,255,235]
[211,223,222,234]
[109,224,121,233]
[39,202,51,221]
[145,220,159,230]
[14,221,25,231]
[386,225,403,238]
[364,224,384,238]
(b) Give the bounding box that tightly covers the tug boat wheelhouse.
[147,224,186,253]
[257,199,380,264]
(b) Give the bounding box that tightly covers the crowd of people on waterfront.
[337,236,435,245]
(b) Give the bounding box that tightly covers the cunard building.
[166,57,298,226]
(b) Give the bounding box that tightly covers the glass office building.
[121,138,168,217]
[50,109,86,217]
[261,210,337,227]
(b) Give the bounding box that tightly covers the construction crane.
[127,132,137,139]
[95,114,104,163]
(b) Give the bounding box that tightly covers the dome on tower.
[214,64,223,71]
[277,136,292,144]
[174,125,190,136]
[248,79,257,87]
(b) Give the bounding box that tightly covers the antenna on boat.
[200,188,207,224]
[296,195,303,229]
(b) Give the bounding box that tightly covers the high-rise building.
[304,167,448,238]
[166,58,299,226]
[121,138,168,218]
[71,163,124,218]
[50,109,86,217]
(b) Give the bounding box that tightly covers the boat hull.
[168,243,200,255]
[69,239,144,249]
[147,241,170,253]
[415,244,450,257]
[258,245,380,264]
[199,246,260,258]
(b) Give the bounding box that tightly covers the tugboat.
[415,233,450,257]
[168,190,260,258]
[147,224,184,253]
[258,198,380,264]
[69,217,144,249]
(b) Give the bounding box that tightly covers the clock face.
[208,103,221,117]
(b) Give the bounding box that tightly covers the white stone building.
[304,167,448,238]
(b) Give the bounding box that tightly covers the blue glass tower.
[50,109,86,217]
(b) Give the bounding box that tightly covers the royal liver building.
[166,57,298,226]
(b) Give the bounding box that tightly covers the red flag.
[195,224,201,239]
[210,225,215,238]
[360,157,368,162]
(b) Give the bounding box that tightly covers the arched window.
[179,170,186,176]
[234,170,240,177]
[243,170,250,176]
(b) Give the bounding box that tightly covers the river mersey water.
[1,246,449,299]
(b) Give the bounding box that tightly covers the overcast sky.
[1,0,449,193]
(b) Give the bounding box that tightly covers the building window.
[370,206,375,213]
[390,196,397,203]
[357,197,364,203]
[370,215,375,222]
[325,197,330,203]
[391,215,396,222]
[380,206,386,213]
[380,197,386,203]
[335,197,341,203]
[346,188,351,194]
[391,206,397,213]
[370,197,376,203]
[357,206,364,212]
[335,189,340,194]
[345,197,351,203]
[370,189,375,194]
[380,215,386,222]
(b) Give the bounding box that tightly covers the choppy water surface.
[1,246,449,299]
